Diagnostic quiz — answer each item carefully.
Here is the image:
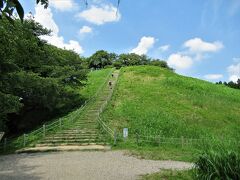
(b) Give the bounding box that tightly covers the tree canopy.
[88,50,172,70]
[0,0,48,22]
[0,17,87,134]
[216,79,240,90]
[0,0,120,22]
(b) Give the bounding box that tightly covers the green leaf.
[4,13,14,24]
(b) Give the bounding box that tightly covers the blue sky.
[22,0,240,82]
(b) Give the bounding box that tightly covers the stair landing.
[16,145,111,153]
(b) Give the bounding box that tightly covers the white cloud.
[79,26,92,34]
[76,4,121,25]
[204,74,223,80]
[167,53,193,70]
[159,45,170,52]
[50,0,75,11]
[229,75,239,82]
[184,38,223,53]
[130,36,155,55]
[34,5,83,54]
[227,62,240,82]
[233,57,240,63]
[34,5,59,35]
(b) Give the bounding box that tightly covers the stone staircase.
[19,70,119,152]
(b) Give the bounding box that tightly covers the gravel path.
[0,151,192,180]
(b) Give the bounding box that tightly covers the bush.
[194,150,240,180]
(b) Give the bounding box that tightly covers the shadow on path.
[0,153,43,180]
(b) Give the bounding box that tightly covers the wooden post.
[23,134,26,147]
[43,124,46,137]
[136,132,139,145]
[181,136,184,148]
[114,129,117,146]
[3,138,7,152]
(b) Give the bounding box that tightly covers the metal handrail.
[0,68,114,151]
[97,70,119,139]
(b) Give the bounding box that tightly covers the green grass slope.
[102,66,240,140]
[81,68,112,98]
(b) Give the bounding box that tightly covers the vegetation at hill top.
[216,79,240,90]
[102,66,240,140]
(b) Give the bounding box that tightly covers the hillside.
[102,66,240,141]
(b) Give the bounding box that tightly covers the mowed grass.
[81,68,112,98]
[102,66,240,160]
[141,169,193,180]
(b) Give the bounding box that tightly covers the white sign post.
[123,128,128,141]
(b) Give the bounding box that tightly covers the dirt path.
[0,151,192,180]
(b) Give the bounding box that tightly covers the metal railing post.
[59,119,62,130]
[23,134,26,147]
[43,124,46,137]
[3,138,7,152]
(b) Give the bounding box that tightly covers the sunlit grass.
[141,169,193,180]
[81,68,112,98]
[102,66,240,160]
[103,66,240,139]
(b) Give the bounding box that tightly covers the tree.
[88,50,114,69]
[216,79,240,90]
[0,0,48,22]
[0,18,87,134]
[0,0,120,22]
[150,59,171,69]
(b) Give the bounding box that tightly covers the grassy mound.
[102,65,240,141]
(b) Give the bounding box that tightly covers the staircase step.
[39,139,105,144]
[74,122,96,124]
[61,129,97,132]
[35,142,107,147]
[28,70,119,150]
[74,120,96,123]
[74,126,98,129]
[55,130,98,134]
[87,109,99,112]
[43,135,104,140]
